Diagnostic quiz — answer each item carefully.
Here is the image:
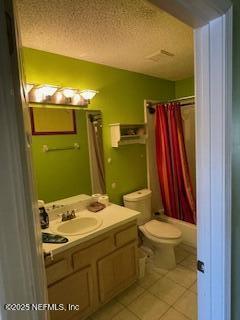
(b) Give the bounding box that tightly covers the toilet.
[123,189,182,270]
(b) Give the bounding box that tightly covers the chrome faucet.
[61,210,76,222]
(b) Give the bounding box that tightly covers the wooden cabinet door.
[97,243,138,303]
[48,266,93,320]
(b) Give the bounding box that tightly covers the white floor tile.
[112,308,139,320]
[146,259,169,276]
[160,307,189,320]
[117,284,145,306]
[180,255,197,271]
[179,244,197,256]
[175,246,191,263]
[174,291,198,320]
[128,291,169,320]
[189,281,198,294]
[138,268,163,289]
[91,299,124,320]
[148,277,186,305]
[166,266,197,288]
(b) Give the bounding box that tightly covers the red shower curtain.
[155,102,196,224]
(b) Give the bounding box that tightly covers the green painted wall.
[23,48,175,204]
[232,1,240,319]
[175,77,194,98]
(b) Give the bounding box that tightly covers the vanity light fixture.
[80,89,98,102]
[27,83,98,108]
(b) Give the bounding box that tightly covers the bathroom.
[17,1,197,319]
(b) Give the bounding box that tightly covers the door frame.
[194,11,232,320]
[0,1,232,320]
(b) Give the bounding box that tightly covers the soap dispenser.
[38,200,49,229]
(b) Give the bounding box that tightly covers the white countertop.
[43,203,140,256]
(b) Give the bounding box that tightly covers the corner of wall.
[174,76,195,99]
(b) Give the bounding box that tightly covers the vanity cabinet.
[45,221,138,320]
[48,266,94,320]
[98,242,137,303]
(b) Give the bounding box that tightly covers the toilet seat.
[144,220,182,240]
[138,220,182,269]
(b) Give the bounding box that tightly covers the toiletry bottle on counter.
[38,200,49,229]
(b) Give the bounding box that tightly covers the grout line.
[110,260,197,320]
[117,288,146,307]
[143,271,197,311]
[145,278,187,307]
[158,306,173,320]
[171,289,198,320]
[170,287,190,307]
[175,252,193,264]
[179,265,197,272]
[127,308,142,320]
[113,305,143,320]
[188,281,198,294]
[171,305,193,320]
[124,305,143,320]
[91,299,125,320]
[156,305,172,320]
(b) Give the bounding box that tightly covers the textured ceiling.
[16,0,194,81]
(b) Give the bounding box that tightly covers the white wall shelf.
[109,123,146,148]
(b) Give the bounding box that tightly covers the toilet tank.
[123,189,152,225]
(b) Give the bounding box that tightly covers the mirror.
[30,108,105,203]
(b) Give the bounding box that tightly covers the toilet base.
[153,244,176,270]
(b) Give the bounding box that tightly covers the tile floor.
[90,245,197,320]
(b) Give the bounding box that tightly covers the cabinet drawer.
[46,258,71,285]
[115,225,137,247]
[73,236,114,270]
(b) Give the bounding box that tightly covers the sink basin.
[50,214,102,236]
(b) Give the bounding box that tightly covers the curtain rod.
[171,95,195,102]
[148,95,195,105]
[147,95,195,113]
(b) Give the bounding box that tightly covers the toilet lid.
[145,220,182,239]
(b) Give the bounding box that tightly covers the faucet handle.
[62,211,71,221]
[70,210,76,219]
[61,212,68,221]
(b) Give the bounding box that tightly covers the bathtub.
[159,214,197,249]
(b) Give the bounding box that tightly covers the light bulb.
[80,89,98,100]
[55,92,63,103]
[62,88,76,98]
[72,93,81,104]
[36,85,58,100]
